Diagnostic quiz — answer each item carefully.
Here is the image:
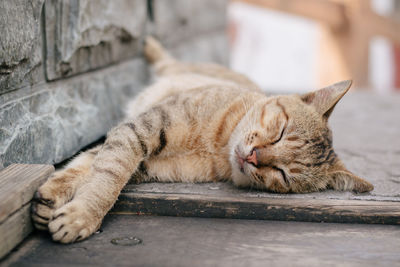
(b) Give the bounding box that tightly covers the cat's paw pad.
[48,201,99,243]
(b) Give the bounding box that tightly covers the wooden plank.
[0,164,54,259]
[236,0,347,30]
[112,188,400,225]
[4,215,400,266]
[0,164,54,224]
[0,205,32,259]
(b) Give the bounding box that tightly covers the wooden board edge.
[112,192,400,225]
[0,204,32,260]
[0,164,54,224]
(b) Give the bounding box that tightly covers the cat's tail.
[144,36,175,65]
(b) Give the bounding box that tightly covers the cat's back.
[125,64,261,119]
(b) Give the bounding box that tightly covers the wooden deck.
[114,182,400,225]
[3,215,400,266]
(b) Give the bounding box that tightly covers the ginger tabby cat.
[32,37,373,243]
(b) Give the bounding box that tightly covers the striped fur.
[32,37,373,243]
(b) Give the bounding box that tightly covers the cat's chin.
[230,164,252,188]
[229,144,252,187]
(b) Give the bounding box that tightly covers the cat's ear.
[327,169,374,193]
[301,80,352,120]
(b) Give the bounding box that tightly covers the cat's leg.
[31,146,101,230]
[45,107,170,243]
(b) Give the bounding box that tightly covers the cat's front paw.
[48,200,101,243]
[31,171,77,230]
[31,181,69,230]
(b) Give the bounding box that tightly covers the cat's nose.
[246,149,258,166]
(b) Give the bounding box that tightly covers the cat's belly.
[144,153,231,183]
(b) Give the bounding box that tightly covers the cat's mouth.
[235,149,245,173]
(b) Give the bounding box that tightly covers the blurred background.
[228,0,400,93]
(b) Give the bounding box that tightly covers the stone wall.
[0,0,229,169]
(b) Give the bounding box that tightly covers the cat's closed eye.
[271,166,288,184]
[271,126,285,145]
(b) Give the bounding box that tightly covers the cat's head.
[229,80,373,193]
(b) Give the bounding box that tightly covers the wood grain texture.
[0,205,32,259]
[0,164,54,224]
[113,185,400,225]
[0,164,54,259]
[4,215,400,266]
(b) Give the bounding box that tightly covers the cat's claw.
[33,191,54,207]
[48,201,100,243]
[31,184,62,231]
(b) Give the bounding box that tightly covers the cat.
[31,36,373,243]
